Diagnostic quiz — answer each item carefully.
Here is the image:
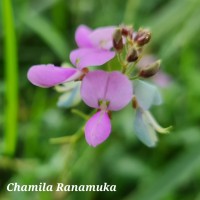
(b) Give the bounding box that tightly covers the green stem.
[49,127,84,144]
[130,75,140,80]
[125,63,136,76]
[2,0,18,156]
[71,109,89,120]
[49,110,95,145]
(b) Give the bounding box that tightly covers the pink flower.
[81,70,133,147]
[70,25,116,69]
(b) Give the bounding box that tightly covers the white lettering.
[7,183,14,191]
[110,185,116,191]
[103,182,109,191]
[78,185,85,191]
[6,182,116,192]
[85,185,96,191]
[56,183,64,191]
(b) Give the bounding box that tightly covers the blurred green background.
[1,0,200,199]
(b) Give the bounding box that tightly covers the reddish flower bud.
[113,28,123,51]
[126,48,138,62]
[121,28,129,37]
[135,28,151,46]
[139,60,161,78]
[121,26,133,38]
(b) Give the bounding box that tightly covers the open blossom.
[81,70,133,147]
[133,80,171,147]
[70,25,116,69]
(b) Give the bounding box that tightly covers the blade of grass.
[1,0,18,156]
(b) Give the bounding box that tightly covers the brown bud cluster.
[113,25,153,69]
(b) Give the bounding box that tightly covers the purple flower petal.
[75,25,93,48]
[85,111,111,147]
[105,71,133,110]
[81,70,108,108]
[89,26,116,49]
[70,48,115,69]
[81,70,133,110]
[27,64,79,88]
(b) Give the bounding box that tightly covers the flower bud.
[121,28,129,37]
[139,60,161,78]
[121,26,133,38]
[126,48,138,62]
[135,28,151,46]
[113,28,123,51]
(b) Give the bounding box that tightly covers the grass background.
[1,0,200,199]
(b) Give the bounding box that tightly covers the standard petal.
[134,109,158,147]
[75,25,93,48]
[89,26,116,49]
[85,111,111,147]
[105,71,133,111]
[81,70,109,108]
[27,64,79,88]
[70,48,115,69]
[81,70,132,110]
[134,80,162,110]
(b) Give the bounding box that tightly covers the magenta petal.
[105,71,133,110]
[81,70,133,110]
[85,111,111,147]
[75,25,93,48]
[81,70,109,108]
[27,64,78,88]
[89,26,116,49]
[70,48,115,69]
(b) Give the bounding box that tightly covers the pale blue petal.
[57,82,81,108]
[134,109,158,147]
[134,80,162,110]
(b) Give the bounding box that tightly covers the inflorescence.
[27,24,172,147]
